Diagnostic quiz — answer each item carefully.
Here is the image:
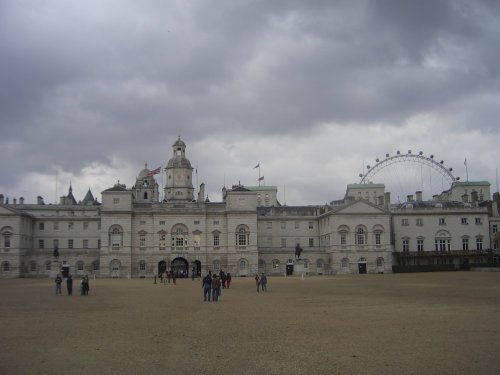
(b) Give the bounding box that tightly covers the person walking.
[226,273,232,289]
[260,273,268,292]
[66,274,73,296]
[55,274,63,295]
[202,273,212,301]
[255,273,260,293]
[212,275,221,302]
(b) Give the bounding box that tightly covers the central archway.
[158,260,167,276]
[171,257,188,278]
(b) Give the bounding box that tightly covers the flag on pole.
[147,166,161,177]
[254,163,260,169]
[464,158,467,166]
[258,176,264,181]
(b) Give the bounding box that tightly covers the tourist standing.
[55,274,63,295]
[202,273,212,301]
[212,275,221,302]
[66,274,73,296]
[172,270,177,285]
[226,273,232,289]
[260,273,268,292]
[255,274,260,293]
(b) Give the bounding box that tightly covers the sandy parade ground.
[0,272,499,375]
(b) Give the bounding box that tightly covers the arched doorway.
[171,257,188,278]
[158,260,167,276]
[192,260,201,277]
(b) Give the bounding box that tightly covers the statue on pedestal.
[295,244,303,260]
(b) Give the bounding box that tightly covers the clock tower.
[164,136,194,202]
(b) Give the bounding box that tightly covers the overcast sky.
[1,0,499,206]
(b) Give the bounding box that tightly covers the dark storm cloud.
[0,0,499,196]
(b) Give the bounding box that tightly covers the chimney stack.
[13,198,17,204]
[415,191,422,201]
[20,197,24,204]
[384,192,391,210]
[37,196,45,205]
[407,195,414,202]
[0,194,4,204]
[471,191,478,204]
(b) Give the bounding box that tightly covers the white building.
[1,137,499,278]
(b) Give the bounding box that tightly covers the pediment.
[0,205,18,215]
[335,199,387,215]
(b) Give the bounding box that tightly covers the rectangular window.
[39,239,44,249]
[139,262,146,271]
[39,222,45,230]
[83,222,89,230]
[194,220,200,225]
[309,238,314,247]
[159,234,166,248]
[113,198,120,204]
[83,239,88,249]
[462,238,469,251]
[416,218,423,226]
[402,239,409,253]
[68,239,74,249]
[493,224,498,234]
[53,239,59,249]
[401,219,409,226]
[308,222,314,229]
[53,222,59,230]
[340,233,346,246]
[68,222,74,230]
[97,239,101,249]
[139,235,146,248]
[417,239,424,253]
[281,238,286,247]
[159,220,166,226]
[140,221,146,225]
[213,220,219,225]
[439,218,446,225]
[475,217,482,225]
[375,233,381,245]
[461,218,468,225]
[213,234,220,247]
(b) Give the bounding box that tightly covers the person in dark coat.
[66,274,73,296]
[55,274,63,295]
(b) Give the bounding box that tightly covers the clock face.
[175,173,182,181]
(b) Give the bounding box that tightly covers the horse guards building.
[1,137,499,279]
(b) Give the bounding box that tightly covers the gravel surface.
[0,272,499,375]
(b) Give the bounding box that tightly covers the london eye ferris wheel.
[358,150,460,203]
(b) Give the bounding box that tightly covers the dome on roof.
[166,158,192,169]
[138,168,150,179]
[173,137,186,148]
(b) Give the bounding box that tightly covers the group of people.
[202,270,232,301]
[159,270,178,285]
[54,274,89,296]
[255,273,268,292]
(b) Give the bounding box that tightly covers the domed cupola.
[133,164,160,203]
[164,136,194,202]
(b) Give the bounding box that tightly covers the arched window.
[30,261,37,272]
[356,227,366,245]
[239,259,248,270]
[45,261,51,271]
[376,257,384,267]
[171,225,188,248]
[235,225,250,246]
[158,231,166,249]
[92,261,99,271]
[109,226,123,249]
[316,259,324,269]
[258,259,266,272]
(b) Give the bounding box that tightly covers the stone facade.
[1,137,499,278]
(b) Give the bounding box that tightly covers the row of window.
[37,239,101,250]
[1,261,99,273]
[401,237,484,252]
[266,221,315,230]
[38,221,99,231]
[401,217,484,226]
